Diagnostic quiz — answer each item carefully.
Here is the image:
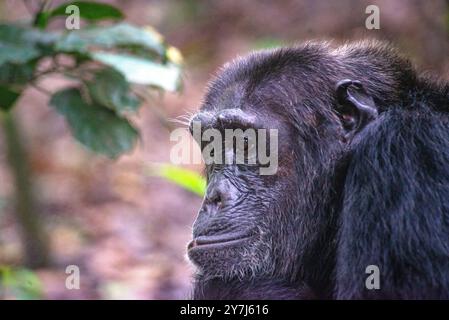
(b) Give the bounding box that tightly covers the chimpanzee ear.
[335,79,378,140]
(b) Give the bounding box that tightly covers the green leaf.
[55,23,165,57]
[34,11,51,29]
[0,24,59,65]
[0,25,41,65]
[0,60,37,85]
[50,88,138,158]
[0,266,42,300]
[91,52,181,92]
[146,164,206,196]
[0,86,20,111]
[88,68,140,115]
[0,43,39,66]
[50,1,124,21]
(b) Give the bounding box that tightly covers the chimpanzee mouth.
[187,232,253,251]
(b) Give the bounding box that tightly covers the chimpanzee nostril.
[216,198,223,209]
[213,200,223,210]
[204,178,240,212]
[206,192,223,208]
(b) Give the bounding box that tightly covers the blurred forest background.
[0,0,449,299]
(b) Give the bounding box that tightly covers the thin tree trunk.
[1,111,50,268]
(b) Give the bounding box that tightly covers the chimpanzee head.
[187,41,415,289]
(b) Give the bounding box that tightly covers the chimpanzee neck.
[192,277,314,300]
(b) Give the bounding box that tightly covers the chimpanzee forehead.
[203,48,329,106]
[199,79,296,132]
[201,51,277,110]
[200,78,277,129]
[198,45,339,134]
[206,81,247,111]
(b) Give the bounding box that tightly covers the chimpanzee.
[187,40,449,299]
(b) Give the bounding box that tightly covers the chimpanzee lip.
[187,232,253,251]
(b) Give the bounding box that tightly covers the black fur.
[188,41,449,299]
[193,278,314,300]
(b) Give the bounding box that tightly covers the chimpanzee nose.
[205,184,224,209]
[204,179,238,211]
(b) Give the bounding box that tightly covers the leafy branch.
[0,0,183,268]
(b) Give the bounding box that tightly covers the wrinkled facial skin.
[187,84,303,281]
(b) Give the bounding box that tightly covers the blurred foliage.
[0,197,6,212]
[146,164,206,197]
[38,1,124,28]
[0,0,187,271]
[0,0,182,158]
[446,10,449,33]
[49,88,139,158]
[0,266,43,299]
[251,37,285,50]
